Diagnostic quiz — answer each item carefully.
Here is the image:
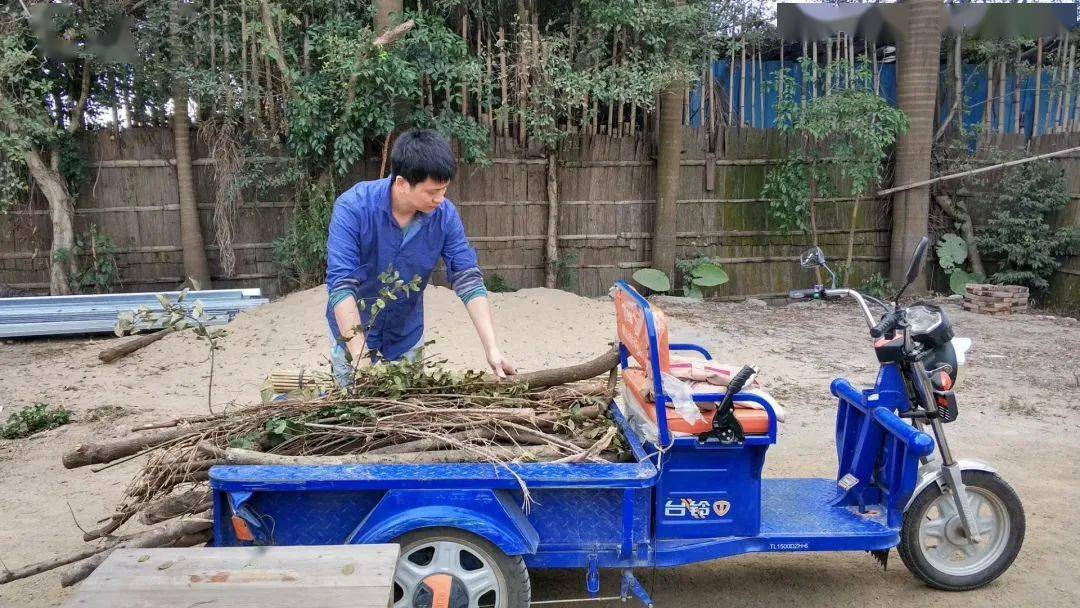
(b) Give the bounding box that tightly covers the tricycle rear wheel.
[391,527,531,608]
[898,470,1025,591]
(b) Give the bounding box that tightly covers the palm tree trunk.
[889,0,943,290]
[653,80,683,280]
[171,1,212,288]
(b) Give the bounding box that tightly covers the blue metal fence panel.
[690,58,1058,139]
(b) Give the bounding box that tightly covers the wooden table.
[63,544,399,608]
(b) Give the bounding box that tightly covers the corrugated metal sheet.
[0,289,269,338]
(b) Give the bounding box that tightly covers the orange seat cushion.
[622,368,771,436]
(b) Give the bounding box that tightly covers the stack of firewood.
[0,347,621,590]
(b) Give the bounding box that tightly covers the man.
[325,129,515,384]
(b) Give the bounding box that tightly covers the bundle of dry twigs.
[3,347,621,589]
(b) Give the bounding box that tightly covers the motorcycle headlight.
[906,305,944,335]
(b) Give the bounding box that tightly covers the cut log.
[490,345,619,389]
[139,489,213,525]
[0,545,111,585]
[82,511,134,542]
[60,512,212,587]
[225,445,569,466]
[98,328,175,363]
[63,424,210,469]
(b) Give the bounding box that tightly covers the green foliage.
[485,274,517,293]
[53,224,120,294]
[936,234,968,270]
[274,183,335,290]
[1,403,73,439]
[763,60,908,233]
[634,257,730,298]
[977,161,1080,292]
[676,256,729,299]
[554,251,580,292]
[287,11,489,178]
[936,233,985,295]
[860,273,893,300]
[632,268,671,293]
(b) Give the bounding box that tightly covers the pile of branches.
[1,347,621,589]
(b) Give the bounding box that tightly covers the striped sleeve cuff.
[461,287,488,305]
[450,266,486,301]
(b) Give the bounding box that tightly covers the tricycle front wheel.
[898,470,1025,591]
[391,528,531,608]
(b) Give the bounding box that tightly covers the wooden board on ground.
[62,544,399,608]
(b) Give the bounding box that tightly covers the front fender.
[904,459,997,511]
[347,489,539,556]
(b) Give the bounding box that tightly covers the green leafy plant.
[116,288,225,414]
[937,233,986,295]
[274,182,335,290]
[976,161,1080,292]
[763,60,908,280]
[633,257,729,299]
[554,251,580,292]
[485,274,517,293]
[860,273,894,300]
[1,403,72,439]
[53,224,120,294]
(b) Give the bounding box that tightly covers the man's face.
[396,176,450,214]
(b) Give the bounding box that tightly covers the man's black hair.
[390,129,457,186]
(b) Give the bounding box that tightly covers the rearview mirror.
[800,247,826,269]
[905,237,930,286]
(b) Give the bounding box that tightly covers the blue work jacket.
[325,177,481,360]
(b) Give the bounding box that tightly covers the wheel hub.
[412,574,470,608]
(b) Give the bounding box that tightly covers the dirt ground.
[1,286,1078,607]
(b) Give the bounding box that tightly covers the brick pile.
[963,284,1029,316]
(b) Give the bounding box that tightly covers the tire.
[391,527,531,608]
[898,470,1025,591]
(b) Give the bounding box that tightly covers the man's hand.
[486,347,516,378]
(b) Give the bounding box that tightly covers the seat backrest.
[614,283,670,379]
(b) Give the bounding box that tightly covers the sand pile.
[116,285,617,411]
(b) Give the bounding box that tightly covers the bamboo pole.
[740,38,747,125]
[1013,49,1022,134]
[1034,37,1044,137]
[728,41,735,125]
[997,59,1007,136]
[1069,42,1078,131]
[1057,33,1069,132]
[618,29,627,135]
[872,41,879,95]
[812,41,818,99]
[750,44,756,127]
[498,26,508,137]
[699,60,706,127]
[544,151,560,288]
[802,40,808,109]
[826,36,832,94]
[877,144,1080,196]
[608,30,617,133]
[935,34,963,142]
[461,13,469,117]
[240,1,248,115]
[757,47,764,126]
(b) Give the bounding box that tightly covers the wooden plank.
[65,545,398,608]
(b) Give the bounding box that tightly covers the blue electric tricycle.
[210,238,1024,607]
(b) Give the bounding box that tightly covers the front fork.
[910,360,982,545]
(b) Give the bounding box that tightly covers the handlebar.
[789,286,886,334]
[870,309,903,339]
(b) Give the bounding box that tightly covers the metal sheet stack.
[0,289,269,338]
